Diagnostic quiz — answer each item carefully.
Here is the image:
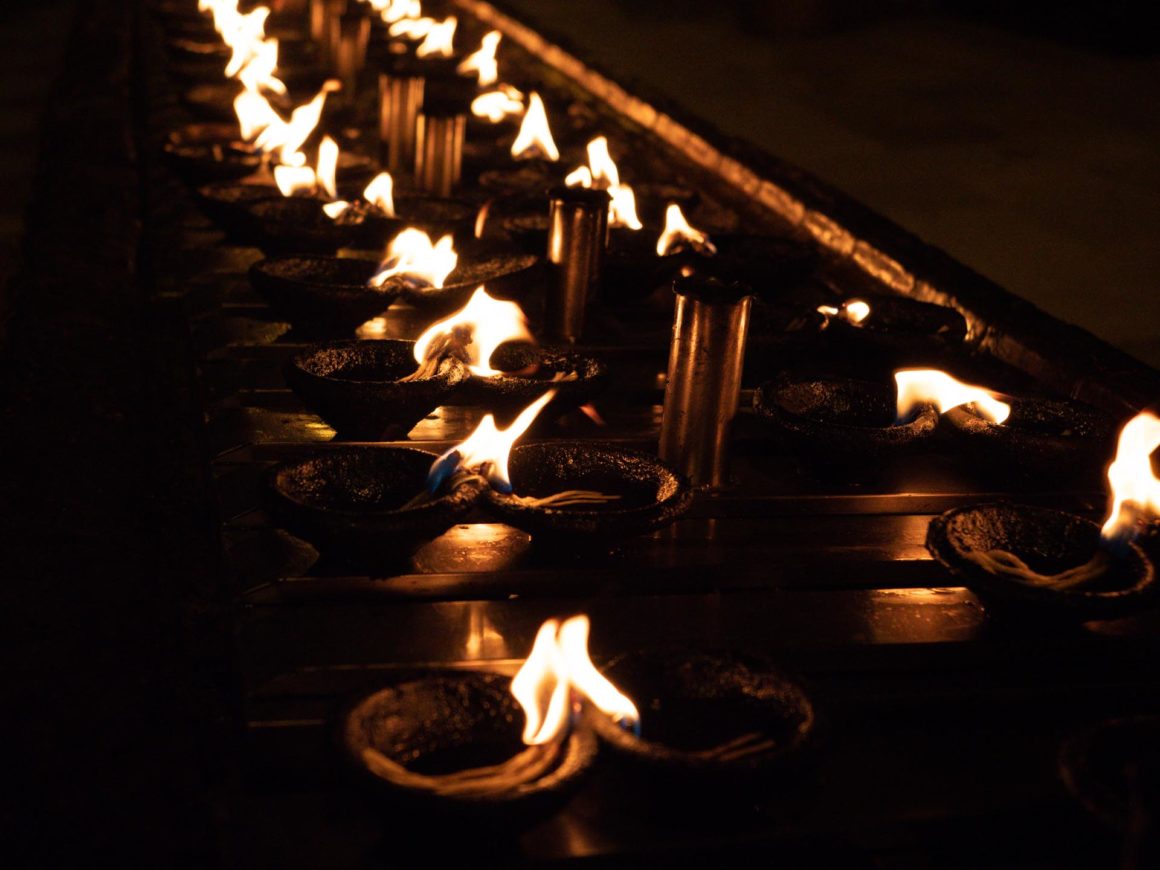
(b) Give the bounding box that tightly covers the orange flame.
[510,616,639,745]
[656,204,715,256]
[369,228,458,290]
[566,136,642,230]
[389,16,433,39]
[233,38,286,96]
[413,286,533,377]
[370,0,421,23]
[323,170,396,221]
[510,93,559,162]
[471,86,524,123]
[233,87,283,141]
[273,135,339,197]
[458,30,501,85]
[428,389,557,492]
[818,299,871,324]
[893,369,1011,423]
[1102,412,1160,542]
[416,16,457,58]
[254,80,341,166]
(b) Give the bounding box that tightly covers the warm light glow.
[416,16,457,57]
[1101,412,1160,542]
[427,390,556,492]
[253,80,341,166]
[372,0,421,24]
[233,88,282,140]
[458,30,501,85]
[234,38,286,96]
[369,228,458,290]
[510,93,560,161]
[474,200,493,239]
[389,16,433,39]
[471,86,524,123]
[510,620,571,745]
[273,164,316,197]
[818,299,871,324]
[412,286,533,377]
[510,615,639,746]
[893,369,1012,424]
[656,204,716,256]
[316,135,339,200]
[362,172,396,216]
[566,136,642,229]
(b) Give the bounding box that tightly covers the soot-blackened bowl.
[586,650,816,784]
[484,442,693,539]
[926,502,1156,620]
[249,256,401,336]
[285,339,468,439]
[163,122,263,184]
[267,446,484,563]
[823,293,968,365]
[340,671,598,827]
[451,345,608,418]
[402,244,543,313]
[195,180,280,240]
[754,377,939,470]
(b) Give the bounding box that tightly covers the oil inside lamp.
[656,203,716,256]
[358,614,634,797]
[458,30,501,86]
[368,228,458,291]
[323,170,396,221]
[472,85,524,123]
[962,412,1160,589]
[565,136,643,230]
[407,285,533,380]
[893,368,1011,424]
[510,92,560,162]
[818,298,871,325]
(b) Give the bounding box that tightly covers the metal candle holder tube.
[414,109,466,197]
[322,0,348,68]
[309,0,327,43]
[659,276,753,488]
[379,71,425,175]
[335,11,371,96]
[545,187,611,344]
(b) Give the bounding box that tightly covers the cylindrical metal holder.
[414,105,466,197]
[309,0,327,44]
[335,10,371,96]
[379,69,425,175]
[545,187,611,344]
[659,276,753,488]
[322,0,348,68]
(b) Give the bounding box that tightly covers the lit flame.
[254,80,341,166]
[817,299,871,325]
[412,286,533,377]
[389,16,433,39]
[565,136,642,230]
[656,204,716,256]
[370,0,421,23]
[474,200,493,239]
[369,228,458,290]
[510,616,640,746]
[416,16,457,58]
[316,135,339,200]
[472,87,524,123]
[893,369,1011,424]
[234,38,286,96]
[426,390,556,493]
[362,172,396,216]
[272,135,340,197]
[233,87,282,140]
[273,164,317,197]
[510,93,560,162]
[1101,412,1160,543]
[458,30,501,85]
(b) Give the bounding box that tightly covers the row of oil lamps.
[158,0,1160,828]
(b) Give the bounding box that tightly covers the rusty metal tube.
[414,108,466,197]
[544,186,610,344]
[659,276,753,488]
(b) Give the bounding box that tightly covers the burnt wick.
[399,325,474,383]
[510,490,621,508]
[360,739,563,797]
[963,548,1112,591]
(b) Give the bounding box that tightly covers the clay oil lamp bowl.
[340,615,620,828]
[819,293,968,366]
[754,375,939,474]
[195,179,282,242]
[585,650,816,789]
[484,441,693,541]
[284,339,469,439]
[248,255,404,336]
[402,239,542,314]
[266,446,484,565]
[1059,715,1160,844]
[928,411,1160,620]
[475,92,579,200]
[163,122,264,185]
[943,395,1117,485]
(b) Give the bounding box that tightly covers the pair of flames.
[893,371,1160,543]
[566,137,643,230]
[362,0,421,25]
[388,13,457,57]
[200,0,286,96]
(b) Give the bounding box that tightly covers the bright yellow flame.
[893,369,1011,423]
[557,616,640,731]
[253,80,341,166]
[373,0,421,24]
[818,299,871,324]
[458,30,501,85]
[564,166,592,188]
[656,204,715,256]
[416,16,457,57]
[369,228,458,290]
[471,85,524,123]
[233,87,282,140]
[1102,412,1160,542]
[566,136,642,229]
[362,172,396,216]
[273,164,317,196]
[412,286,533,377]
[316,135,339,200]
[510,615,639,746]
[510,93,560,162]
[510,620,571,745]
[389,16,433,39]
[220,5,269,74]
[234,38,286,96]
